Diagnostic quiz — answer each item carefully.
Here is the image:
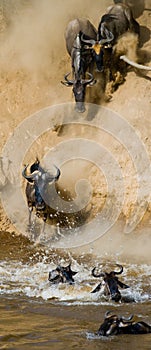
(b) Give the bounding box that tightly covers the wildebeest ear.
[91,282,102,293]
[117,280,130,289]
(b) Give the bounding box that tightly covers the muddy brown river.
[0,232,151,350]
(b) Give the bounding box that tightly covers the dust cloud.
[0,0,110,74]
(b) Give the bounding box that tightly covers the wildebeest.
[48,263,78,284]
[97,311,151,336]
[81,4,151,97]
[113,0,145,18]
[61,18,98,113]
[91,264,129,302]
[22,158,61,229]
[81,3,140,70]
[100,3,140,41]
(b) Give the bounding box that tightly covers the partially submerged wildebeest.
[48,263,78,284]
[22,158,60,229]
[97,311,151,336]
[61,18,98,113]
[91,264,129,302]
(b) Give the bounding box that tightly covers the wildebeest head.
[22,161,60,186]
[97,311,151,336]
[97,311,120,336]
[22,160,61,216]
[91,264,129,302]
[61,72,96,113]
[81,28,114,72]
[97,311,134,336]
[48,263,78,284]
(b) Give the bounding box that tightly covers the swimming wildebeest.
[91,264,129,302]
[97,311,151,336]
[48,263,78,284]
[61,18,98,113]
[22,158,61,229]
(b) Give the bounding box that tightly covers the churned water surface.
[0,232,151,350]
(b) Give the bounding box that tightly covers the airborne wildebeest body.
[91,264,129,302]
[82,3,151,98]
[22,158,60,229]
[97,311,151,336]
[48,264,78,284]
[113,0,145,18]
[82,3,140,72]
[61,18,97,113]
[98,3,140,43]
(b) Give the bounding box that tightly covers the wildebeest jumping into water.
[22,158,89,234]
[113,0,145,18]
[61,18,98,113]
[22,158,61,230]
[91,264,129,302]
[96,311,151,336]
[81,3,140,71]
[81,3,151,98]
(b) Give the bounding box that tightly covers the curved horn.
[22,165,29,179]
[82,72,96,85]
[120,55,151,71]
[22,165,40,181]
[64,72,74,83]
[105,311,117,319]
[61,73,74,86]
[114,264,123,275]
[35,157,40,165]
[92,267,105,278]
[81,33,96,46]
[53,165,61,181]
[81,31,114,48]
[99,29,114,45]
[121,314,134,322]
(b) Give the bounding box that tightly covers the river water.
[0,232,151,350]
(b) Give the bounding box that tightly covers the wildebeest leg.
[117,280,129,289]
[91,282,102,293]
[112,70,125,89]
[28,206,33,226]
[42,213,47,233]
[104,68,113,100]
[108,59,126,93]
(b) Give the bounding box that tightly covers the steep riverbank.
[0,0,151,260]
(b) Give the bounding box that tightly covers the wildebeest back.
[65,18,97,55]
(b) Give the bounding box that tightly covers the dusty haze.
[0,0,151,262]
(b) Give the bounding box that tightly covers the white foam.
[0,259,150,304]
